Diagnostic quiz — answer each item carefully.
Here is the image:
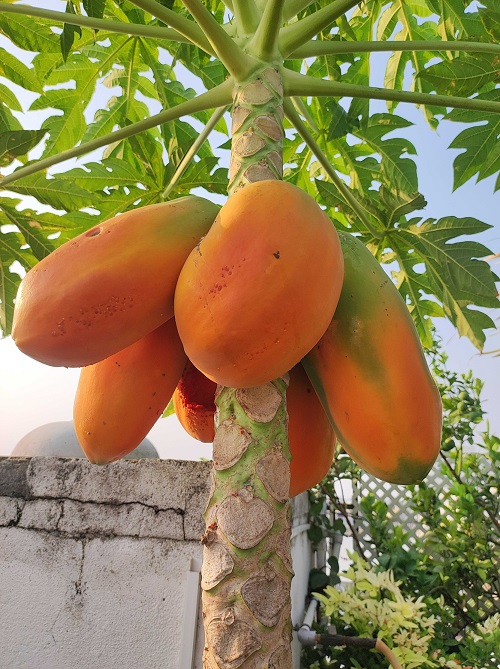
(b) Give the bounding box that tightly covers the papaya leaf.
[0,83,22,114]
[391,216,499,349]
[55,158,158,193]
[0,47,42,94]
[446,89,500,191]
[60,2,82,63]
[355,114,418,194]
[0,130,47,168]
[418,55,499,99]
[3,172,96,211]
[0,13,61,53]
[177,157,229,195]
[0,229,38,336]
[83,0,105,20]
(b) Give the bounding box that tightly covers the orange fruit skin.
[173,361,217,443]
[73,318,186,464]
[174,180,344,388]
[173,363,336,496]
[288,364,336,498]
[303,231,442,484]
[12,196,219,367]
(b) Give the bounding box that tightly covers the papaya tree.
[0,1,499,667]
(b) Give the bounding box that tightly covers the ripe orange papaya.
[173,363,336,496]
[174,180,344,388]
[302,231,442,484]
[12,196,219,367]
[173,360,217,443]
[73,318,186,464]
[288,364,336,497]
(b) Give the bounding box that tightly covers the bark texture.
[201,378,293,669]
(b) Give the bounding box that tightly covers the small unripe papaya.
[12,196,219,367]
[174,180,344,388]
[73,318,186,464]
[303,231,442,484]
[173,363,336,496]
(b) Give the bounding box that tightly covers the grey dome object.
[11,421,159,460]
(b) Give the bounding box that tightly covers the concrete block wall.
[0,458,311,669]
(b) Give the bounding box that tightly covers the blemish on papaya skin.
[273,250,280,259]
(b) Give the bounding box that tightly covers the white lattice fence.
[350,456,499,625]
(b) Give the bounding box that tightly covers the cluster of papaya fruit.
[12,180,442,493]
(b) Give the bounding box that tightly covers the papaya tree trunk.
[200,67,294,668]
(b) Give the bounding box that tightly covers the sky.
[0,2,498,458]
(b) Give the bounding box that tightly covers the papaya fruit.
[302,231,442,484]
[173,360,217,443]
[288,364,336,497]
[73,318,186,464]
[174,180,344,388]
[12,196,219,367]
[173,362,336,496]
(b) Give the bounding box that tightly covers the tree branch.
[162,105,229,199]
[289,38,500,59]
[180,0,256,80]
[283,69,500,115]
[0,2,191,44]
[279,0,361,57]
[283,99,382,238]
[0,79,234,188]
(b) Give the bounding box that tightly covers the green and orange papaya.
[12,196,219,367]
[174,180,344,388]
[73,318,187,464]
[303,231,442,484]
[173,362,336,497]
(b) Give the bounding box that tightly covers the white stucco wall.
[0,457,311,669]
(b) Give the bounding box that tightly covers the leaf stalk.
[248,0,286,61]
[0,80,234,188]
[126,0,214,54]
[162,105,229,199]
[289,39,500,59]
[284,99,382,238]
[283,70,500,115]
[280,0,361,57]
[231,0,261,35]
[179,0,257,80]
[0,2,191,44]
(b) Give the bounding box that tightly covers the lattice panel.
[349,456,499,626]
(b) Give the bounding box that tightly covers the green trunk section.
[228,64,284,195]
[201,66,294,669]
